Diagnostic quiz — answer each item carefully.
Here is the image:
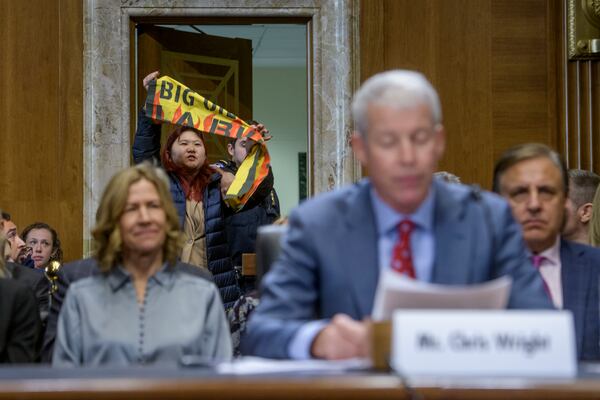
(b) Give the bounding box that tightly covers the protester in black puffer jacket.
[133,115,239,308]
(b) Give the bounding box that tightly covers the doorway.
[83,1,359,254]
[133,23,308,216]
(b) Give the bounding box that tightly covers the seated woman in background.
[0,234,42,363]
[52,164,232,366]
[21,222,63,270]
[133,71,273,310]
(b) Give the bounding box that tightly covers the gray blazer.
[52,265,231,366]
[241,179,553,358]
[42,258,213,362]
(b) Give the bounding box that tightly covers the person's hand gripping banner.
[144,76,271,211]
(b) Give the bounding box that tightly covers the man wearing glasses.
[494,143,600,361]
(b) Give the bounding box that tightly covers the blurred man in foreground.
[242,70,552,360]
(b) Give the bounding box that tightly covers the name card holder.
[242,253,256,277]
[389,310,576,378]
[371,321,392,370]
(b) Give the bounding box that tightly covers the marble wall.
[84,0,359,250]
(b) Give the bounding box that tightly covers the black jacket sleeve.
[5,263,49,328]
[132,108,162,165]
[1,282,42,363]
[40,265,73,362]
[41,259,146,362]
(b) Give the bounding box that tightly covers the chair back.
[256,224,287,285]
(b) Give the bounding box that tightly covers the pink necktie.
[531,254,551,297]
[531,254,545,269]
[391,219,416,279]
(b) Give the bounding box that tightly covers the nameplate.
[391,310,576,378]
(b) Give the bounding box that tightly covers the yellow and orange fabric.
[144,76,270,211]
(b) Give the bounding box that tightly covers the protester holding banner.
[133,72,274,310]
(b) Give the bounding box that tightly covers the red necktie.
[391,219,416,278]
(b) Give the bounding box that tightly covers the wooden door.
[135,25,253,162]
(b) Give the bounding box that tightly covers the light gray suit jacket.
[241,179,553,358]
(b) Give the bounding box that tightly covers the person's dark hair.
[161,125,214,202]
[568,169,600,207]
[492,143,569,196]
[229,119,260,147]
[21,222,63,264]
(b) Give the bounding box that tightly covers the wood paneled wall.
[360,0,562,189]
[559,0,600,171]
[0,0,595,262]
[0,0,83,261]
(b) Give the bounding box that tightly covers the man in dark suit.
[0,279,41,363]
[5,262,48,323]
[41,258,214,362]
[494,143,600,360]
[1,210,48,328]
[241,70,552,360]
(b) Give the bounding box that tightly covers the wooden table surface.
[1,371,600,400]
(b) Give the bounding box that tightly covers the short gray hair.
[435,171,461,184]
[352,70,442,136]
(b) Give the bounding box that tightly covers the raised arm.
[132,71,163,164]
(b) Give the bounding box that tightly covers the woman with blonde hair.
[52,163,231,366]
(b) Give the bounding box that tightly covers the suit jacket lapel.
[560,240,589,357]
[340,181,379,317]
[431,181,471,284]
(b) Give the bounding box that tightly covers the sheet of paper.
[371,271,512,321]
[216,357,371,375]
